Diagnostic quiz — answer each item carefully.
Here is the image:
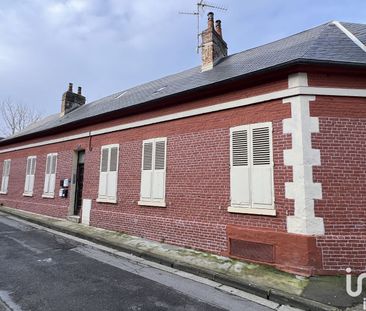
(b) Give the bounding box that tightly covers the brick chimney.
[201,12,228,72]
[61,83,86,116]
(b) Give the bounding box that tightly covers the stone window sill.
[138,201,166,208]
[228,206,276,216]
[42,194,55,199]
[96,197,117,204]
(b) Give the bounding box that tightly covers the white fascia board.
[1,86,366,154]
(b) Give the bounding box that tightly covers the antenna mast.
[179,1,227,53]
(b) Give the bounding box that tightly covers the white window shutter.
[29,157,36,194]
[43,155,50,194]
[230,128,250,207]
[152,139,166,201]
[251,125,273,208]
[24,158,31,193]
[5,160,10,192]
[98,148,109,198]
[43,154,56,195]
[141,141,153,200]
[107,146,118,199]
[49,155,57,195]
[1,160,10,193]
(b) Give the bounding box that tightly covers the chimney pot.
[78,86,82,95]
[207,12,214,29]
[215,20,223,37]
[68,83,73,92]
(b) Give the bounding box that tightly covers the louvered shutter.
[49,154,57,195]
[141,141,153,200]
[1,162,5,192]
[251,124,273,208]
[5,160,10,192]
[98,147,109,198]
[29,157,36,193]
[24,158,31,193]
[1,160,10,193]
[152,139,166,201]
[107,146,118,199]
[230,127,250,206]
[43,155,51,194]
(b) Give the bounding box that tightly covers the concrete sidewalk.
[0,205,362,311]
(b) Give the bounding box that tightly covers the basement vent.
[230,239,275,263]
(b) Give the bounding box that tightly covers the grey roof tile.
[3,21,366,143]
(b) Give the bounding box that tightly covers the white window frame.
[228,122,275,216]
[138,137,167,207]
[97,144,119,204]
[0,159,11,194]
[24,156,37,197]
[42,153,57,198]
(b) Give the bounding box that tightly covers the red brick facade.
[0,72,365,275]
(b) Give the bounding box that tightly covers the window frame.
[42,153,58,199]
[97,144,120,204]
[23,156,37,197]
[138,137,167,207]
[228,122,275,216]
[0,159,11,195]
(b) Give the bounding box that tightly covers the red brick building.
[1,15,366,276]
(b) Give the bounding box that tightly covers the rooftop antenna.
[179,1,227,53]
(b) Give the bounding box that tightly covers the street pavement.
[0,213,283,311]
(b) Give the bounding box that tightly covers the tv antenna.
[179,1,227,53]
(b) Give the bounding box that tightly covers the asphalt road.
[0,213,278,311]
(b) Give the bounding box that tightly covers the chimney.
[61,83,86,116]
[201,12,228,72]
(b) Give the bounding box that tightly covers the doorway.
[74,150,85,215]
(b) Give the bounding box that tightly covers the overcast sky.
[1,0,366,122]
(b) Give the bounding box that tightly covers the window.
[229,122,275,215]
[0,159,11,194]
[97,144,119,203]
[43,153,57,198]
[139,138,167,207]
[24,156,37,196]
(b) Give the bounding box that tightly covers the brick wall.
[84,100,291,254]
[311,96,366,273]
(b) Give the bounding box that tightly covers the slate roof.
[3,20,366,144]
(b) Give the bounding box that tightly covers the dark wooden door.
[74,151,85,215]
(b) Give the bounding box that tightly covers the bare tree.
[0,98,41,137]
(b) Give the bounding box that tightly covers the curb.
[0,207,338,311]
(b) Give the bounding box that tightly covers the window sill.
[42,194,55,199]
[228,206,276,216]
[23,193,33,197]
[0,191,8,195]
[138,200,166,208]
[96,198,117,204]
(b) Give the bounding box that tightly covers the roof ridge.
[332,21,366,53]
